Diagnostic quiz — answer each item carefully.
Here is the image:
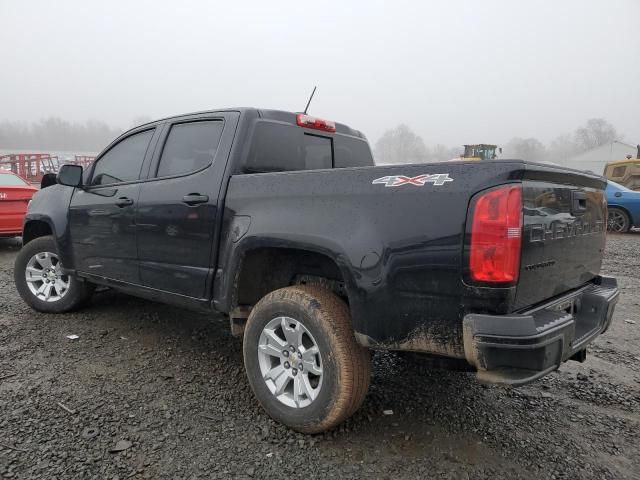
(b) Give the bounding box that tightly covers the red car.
[0,171,38,237]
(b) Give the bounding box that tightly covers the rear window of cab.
[244,122,373,173]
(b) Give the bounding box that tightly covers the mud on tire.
[243,285,371,433]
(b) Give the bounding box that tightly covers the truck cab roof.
[126,108,374,174]
[135,107,367,140]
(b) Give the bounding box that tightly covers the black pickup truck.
[15,108,619,433]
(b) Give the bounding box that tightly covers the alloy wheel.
[257,316,323,408]
[607,210,628,233]
[25,251,70,302]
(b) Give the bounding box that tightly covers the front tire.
[243,285,371,433]
[14,235,94,313]
[607,208,630,233]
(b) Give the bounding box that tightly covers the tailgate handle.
[571,191,587,215]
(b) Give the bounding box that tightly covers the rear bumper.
[463,275,619,386]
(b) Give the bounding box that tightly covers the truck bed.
[219,160,608,360]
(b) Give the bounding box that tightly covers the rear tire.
[14,235,94,313]
[243,285,371,433]
[607,208,630,233]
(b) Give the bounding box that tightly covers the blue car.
[606,181,640,232]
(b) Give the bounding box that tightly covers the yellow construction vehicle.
[603,145,640,191]
[461,144,502,161]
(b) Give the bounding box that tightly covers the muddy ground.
[1,233,638,479]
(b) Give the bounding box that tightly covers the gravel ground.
[1,234,639,479]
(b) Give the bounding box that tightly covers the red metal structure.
[69,155,96,168]
[0,153,59,183]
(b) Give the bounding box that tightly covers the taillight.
[296,114,336,133]
[469,185,523,283]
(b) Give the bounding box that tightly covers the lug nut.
[289,346,296,352]
[292,368,298,376]
[298,364,303,370]
[284,361,290,369]
[283,350,289,357]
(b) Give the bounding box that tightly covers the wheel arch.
[23,218,55,245]
[233,244,353,307]
[22,217,76,272]
[219,240,358,335]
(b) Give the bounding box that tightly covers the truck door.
[135,112,239,298]
[68,127,159,284]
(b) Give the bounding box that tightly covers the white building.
[562,141,637,174]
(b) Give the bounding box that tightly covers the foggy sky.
[1,0,639,146]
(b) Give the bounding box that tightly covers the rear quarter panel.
[218,161,527,357]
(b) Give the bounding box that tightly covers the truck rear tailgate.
[515,167,607,310]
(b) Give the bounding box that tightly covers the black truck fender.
[22,184,76,271]
[213,228,359,333]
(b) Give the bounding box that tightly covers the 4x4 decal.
[372,173,453,187]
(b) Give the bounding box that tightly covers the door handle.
[115,197,134,208]
[182,193,209,206]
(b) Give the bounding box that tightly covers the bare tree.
[374,124,429,164]
[575,118,620,151]
[506,137,546,162]
[0,118,122,151]
[547,133,579,163]
[430,143,461,162]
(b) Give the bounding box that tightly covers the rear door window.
[91,129,154,186]
[156,120,224,177]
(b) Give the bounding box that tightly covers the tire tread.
[244,285,371,433]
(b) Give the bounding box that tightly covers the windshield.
[464,145,496,160]
[482,147,496,159]
[0,172,29,186]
